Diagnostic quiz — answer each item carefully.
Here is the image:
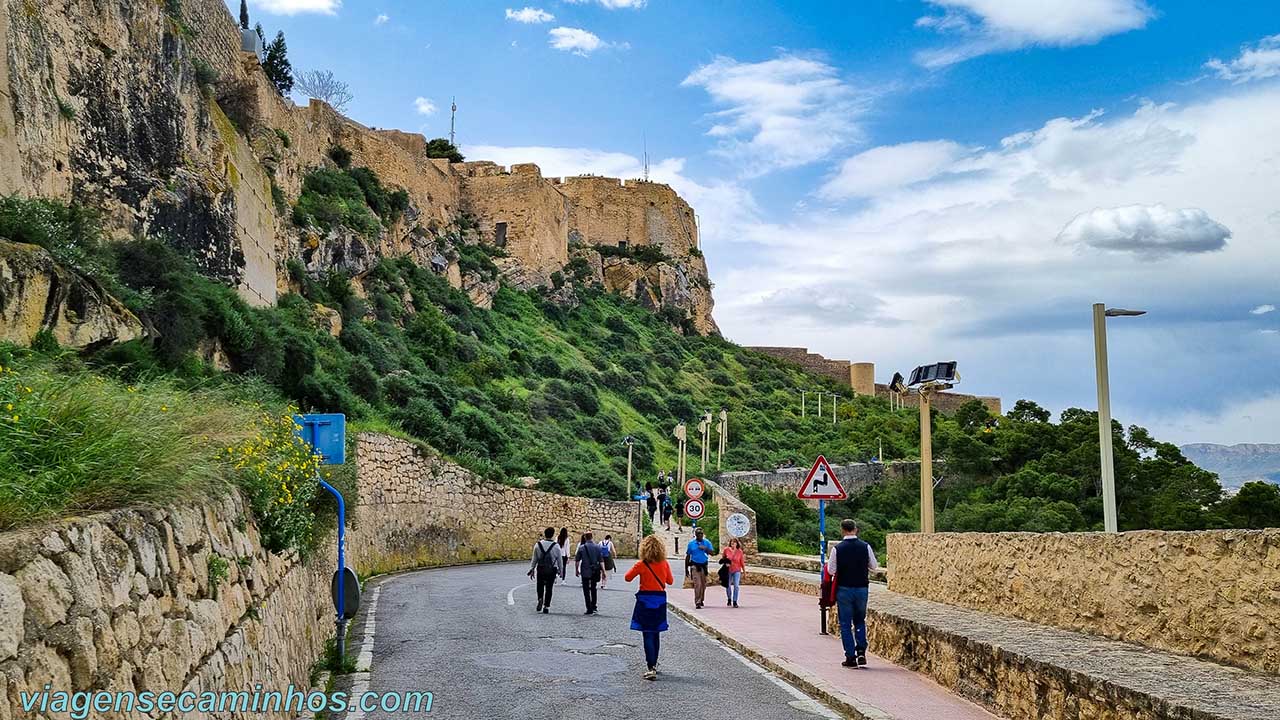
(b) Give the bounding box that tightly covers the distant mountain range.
[1181,443,1280,490]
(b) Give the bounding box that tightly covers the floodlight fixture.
[907,362,958,388]
[1104,308,1146,317]
[889,372,907,394]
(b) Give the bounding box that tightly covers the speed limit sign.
[684,498,705,520]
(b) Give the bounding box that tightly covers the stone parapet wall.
[0,493,332,720]
[887,530,1280,674]
[347,433,640,577]
[702,478,757,557]
[718,461,920,503]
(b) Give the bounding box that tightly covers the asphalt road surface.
[353,561,840,719]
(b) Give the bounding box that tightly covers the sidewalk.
[666,583,999,720]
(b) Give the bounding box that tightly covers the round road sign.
[684,478,705,500]
[726,512,751,538]
[684,498,705,520]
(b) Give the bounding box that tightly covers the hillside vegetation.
[3,179,1278,543]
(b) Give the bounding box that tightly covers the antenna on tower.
[643,133,650,182]
[449,97,457,147]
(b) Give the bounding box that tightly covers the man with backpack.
[528,527,562,614]
[575,531,606,614]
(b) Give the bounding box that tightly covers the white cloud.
[565,0,646,8]
[1252,305,1276,315]
[413,97,436,116]
[709,84,1280,445]
[1056,205,1230,259]
[253,0,340,14]
[1146,393,1280,445]
[548,27,617,56]
[374,13,389,25]
[682,54,869,176]
[915,0,1153,67]
[820,141,967,200]
[1205,34,1280,84]
[506,7,554,23]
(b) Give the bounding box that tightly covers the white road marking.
[344,584,382,720]
[507,582,530,606]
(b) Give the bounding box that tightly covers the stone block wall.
[718,461,921,504]
[346,433,640,577]
[0,493,332,720]
[702,478,757,557]
[561,176,699,259]
[887,530,1280,674]
[459,164,570,286]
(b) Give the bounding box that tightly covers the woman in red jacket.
[723,538,746,608]
[625,535,673,680]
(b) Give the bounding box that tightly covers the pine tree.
[239,0,249,30]
[262,31,294,96]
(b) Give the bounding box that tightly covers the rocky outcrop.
[0,240,143,349]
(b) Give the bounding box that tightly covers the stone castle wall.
[887,530,1280,674]
[0,0,718,331]
[347,433,640,577]
[748,347,1002,414]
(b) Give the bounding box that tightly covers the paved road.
[354,561,839,719]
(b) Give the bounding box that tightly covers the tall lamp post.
[624,435,635,500]
[1093,304,1146,533]
[894,363,958,534]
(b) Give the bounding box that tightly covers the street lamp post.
[1093,304,1146,533]
[918,388,935,533]
[624,436,634,500]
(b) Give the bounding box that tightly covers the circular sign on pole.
[331,567,361,620]
[684,498,705,520]
[684,477,705,500]
[726,512,751,538]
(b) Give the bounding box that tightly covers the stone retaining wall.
[0,493,332,720]
[888,530,1280,674]
[701,478,757,557]
[347,433,640,577]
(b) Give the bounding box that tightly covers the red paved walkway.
[666,582,999,720]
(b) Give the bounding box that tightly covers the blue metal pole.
[317,477,346,660]
[819,499,827,635]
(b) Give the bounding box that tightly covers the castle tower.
[851,362,876,396]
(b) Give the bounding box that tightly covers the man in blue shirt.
[685,527,715,609]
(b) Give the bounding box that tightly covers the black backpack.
[535,540,558,572]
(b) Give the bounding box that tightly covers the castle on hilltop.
[0,0,717,334]
[748,346,1002,414]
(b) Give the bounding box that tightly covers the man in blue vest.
[824,518,879,667]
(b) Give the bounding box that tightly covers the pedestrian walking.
[661,494,673,530]
[600,534,617,588]
[684,527,715,609]
[527,527,562,614]
[646,493,658,526]
[626,535,674,681]
[722,538,746,607]
[556,527,571,582]
[825,519,879,668]
[575,532,605,614]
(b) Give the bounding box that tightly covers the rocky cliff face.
[0,240,143,349]
[0,0,718,338]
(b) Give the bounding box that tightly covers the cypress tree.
[239,0,249,30]
[262,31,294,96]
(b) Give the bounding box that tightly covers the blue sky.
[237,0,1280,445]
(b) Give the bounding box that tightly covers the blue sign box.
[294,414,347,465]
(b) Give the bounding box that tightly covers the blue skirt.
[630,590,668,632]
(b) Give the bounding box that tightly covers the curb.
[668,604,894,720]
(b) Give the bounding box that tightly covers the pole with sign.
[798,456,847,635]
[294,414,359,666]
[684,477,705,533]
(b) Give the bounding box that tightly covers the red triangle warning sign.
[797,455,847,500]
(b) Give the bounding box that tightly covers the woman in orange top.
[625,535,674,680]
[723,538,746,608]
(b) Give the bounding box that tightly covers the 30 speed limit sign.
[684,498,705,520]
